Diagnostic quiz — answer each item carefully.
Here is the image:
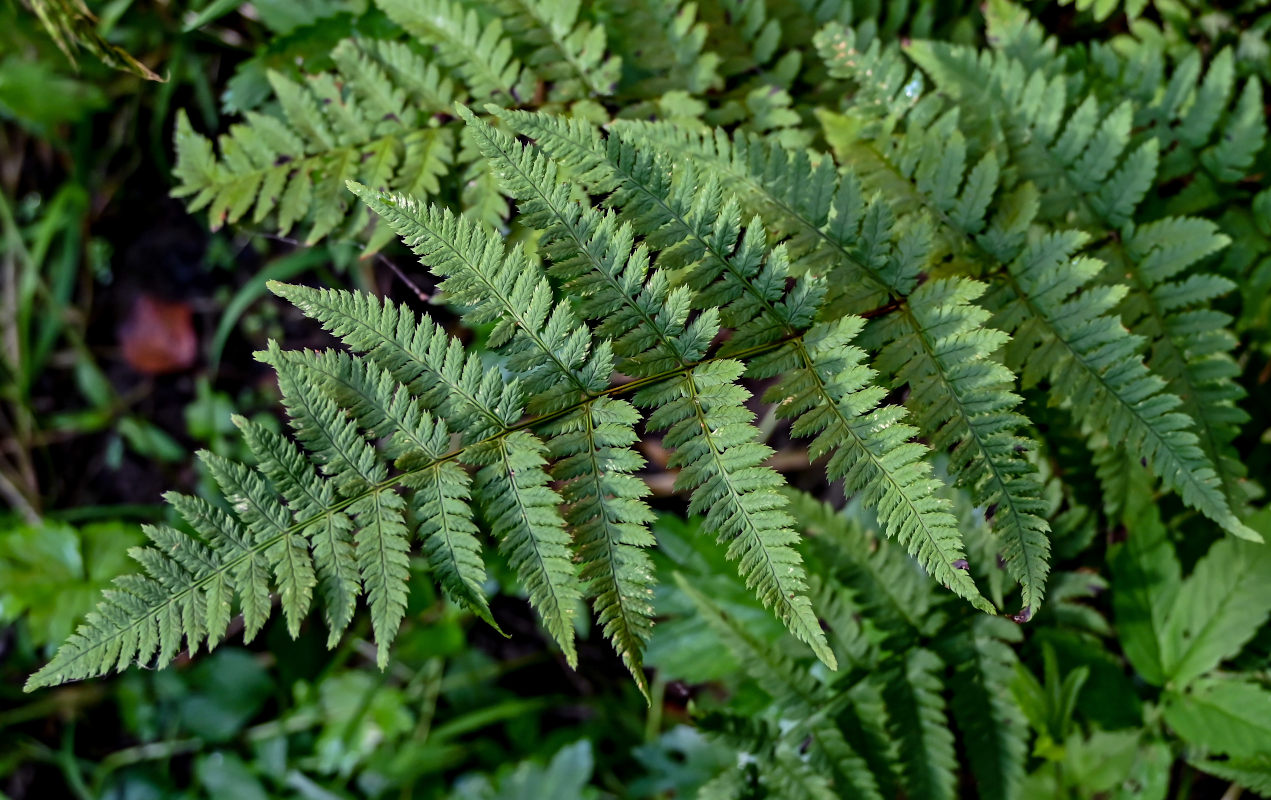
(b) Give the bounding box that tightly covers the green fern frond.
[472,432,584,666]
[815,31,1253,542]
[27,473,286,689]
[501,110,992,612]
[374,0,531,102]
[879,648,957,800]
[936,617,1028,800]
[872,277,1050,614]
[266,283,522,439]
[899,34,1155,228]
[884,20,1253,496]
[791,490,936,638]
[754,320,993,612]
[460,107,834,666]
[232,416,360,643]
[643,361,836,667]
[270,350,499,627]
[599,0,721,95]
[997,232,1256,540]
[497,0,621,99]
[1117,218,1252,515]
[1085,42,1266,185]
[171,39,456,246]
[544,398,656,691]
[261,285,588,658]
[457,106,670,689]
[347,175,666,677]
[200,450,317,640]
[679,574,884,800]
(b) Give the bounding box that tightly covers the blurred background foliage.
[2,0,1271,797]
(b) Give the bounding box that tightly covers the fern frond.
[472,432,583,666]
[678,574,884,800]
[458,107,669,688]
[644,362,836,667]
[402,459,497,630]
[349,488,411,668]
[791,490,936,638]
[374,0,530,102]
[171,40,456,246]
[457,106,705,375]
[25,460,301,689]
[1118,219,1251,515]
[266,282,522,439]
[347,180,608,412]
[200,450,317,640]
[544,399,656,691]
[503,110,991,611]
[880,648,957,800]
[232,416,360,642]
[348,173,667,678]
[814,32,1253,542]
[598,0,721,95]
[997,232,1256,540]
[594,120,1042,605]
[461,107,833,667]
[263,285,591,658]
[497,0,621,99]
[256,343,418,664]
[1087,43,1266,185]
[900,34,1156,228]
[581,118,892,308]
[754,320,993,612]
[936,617,1028,800]
[272,350,499,627]
[872,277,1050,613]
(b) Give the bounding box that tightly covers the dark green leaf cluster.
[31,6,1271,795]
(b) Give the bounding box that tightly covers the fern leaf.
[678,574,883,800]
[170,43,455,247]
[462,105,834,668]
[260,341,385,490]
[349,180,610,411]
[201,451,317,638]
[165,493,274,643]
[997,232,1255,540]
[645,363,836,668]
[461,111,669,684]
[873,277,1050,614]
[755,319,993,613]
[463,105,711,372]
[349,488,412,668]
[472,432,583,666]
[937,617,1028,800]
[503,111,988,612]
[267,282,522,439]
[879,648,957,800]
[498,0,621,99]
[546,400,656,693]
[402,459,497,630]
[374,0,529,102]
[25,483,281,689]
[1119,218,1251,516]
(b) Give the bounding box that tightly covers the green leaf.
[1164,679,1271,759]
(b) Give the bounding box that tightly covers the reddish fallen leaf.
[119,294,197,374]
